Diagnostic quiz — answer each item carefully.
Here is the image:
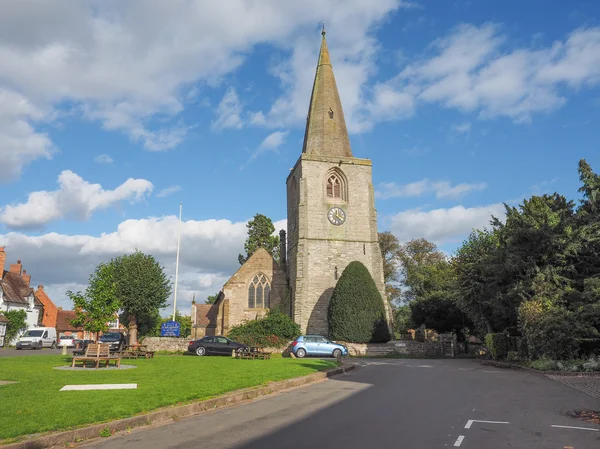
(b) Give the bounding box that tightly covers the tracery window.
[326,174,342,199]
[248,273,271,308]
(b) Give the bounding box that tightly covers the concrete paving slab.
[60,384,137,391]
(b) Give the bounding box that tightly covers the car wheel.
[296,348,306,358]
[195,346,206,356]
[51,341,56,349]
[332,349,342,358]
[37,341,43,350]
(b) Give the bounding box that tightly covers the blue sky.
[1,0,599,311]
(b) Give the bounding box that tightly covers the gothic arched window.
[248,273,271,308]
[325,169,347,201]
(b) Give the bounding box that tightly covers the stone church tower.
[286,28,389,335]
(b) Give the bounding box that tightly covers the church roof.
[301,27,353,158]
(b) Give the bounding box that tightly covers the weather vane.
[321,22,326,36]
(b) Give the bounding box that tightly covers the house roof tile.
[0,271,35,305]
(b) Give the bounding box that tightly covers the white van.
[16,327,57,350]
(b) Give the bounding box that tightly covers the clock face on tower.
[327,207,346,226]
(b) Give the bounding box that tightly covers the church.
[192,29,390,338]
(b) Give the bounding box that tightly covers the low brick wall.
[142,337,190,352]
[343,340,442,357]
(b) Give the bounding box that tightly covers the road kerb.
[1,363,357,449]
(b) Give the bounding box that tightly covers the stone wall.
[142,337,190,352]
[343,340,443,357]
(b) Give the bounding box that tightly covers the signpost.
[161,321,181,337]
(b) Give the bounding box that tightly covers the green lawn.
[0,354,336,441]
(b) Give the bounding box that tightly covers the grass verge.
[0,354,336,441]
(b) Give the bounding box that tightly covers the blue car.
[291,335,348,358]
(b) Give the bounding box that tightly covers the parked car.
[188,336,248,356]
[98,332,127,353]
[57,335,77,348]
[291,335,348,358]
[16,327,57,350]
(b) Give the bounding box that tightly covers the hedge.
[227,310,300,348]
[327,261,391,343]
[485,333,509,360]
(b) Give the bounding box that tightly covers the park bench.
[71,343,121,368]
[117,345,155,359]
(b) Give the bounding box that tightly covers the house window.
[325,169,347,201]
[248,273,271,308]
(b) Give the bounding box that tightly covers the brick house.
[0,248,43,343]
[34,285,59,328]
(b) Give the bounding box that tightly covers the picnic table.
[236,347,271,360]
[117,345,155,359]
[71,343,121,368]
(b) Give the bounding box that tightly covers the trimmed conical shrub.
[328,261,391,343]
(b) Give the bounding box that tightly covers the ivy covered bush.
[485,333,509,360]
[327,261,391,343]
[227,310,300,348]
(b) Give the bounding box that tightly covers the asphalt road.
[0,347,74,357]
[79,359,600,449]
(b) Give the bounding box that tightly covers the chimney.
[9,260,22,275]
[279,229,287,269]
[22,269,31,287]
[0,247,5,279]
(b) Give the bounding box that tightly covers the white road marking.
[465,419,509,429]
[60,384,137,391]
[417,365,433,368]
[453,435,465,447]
[551,425,598,432]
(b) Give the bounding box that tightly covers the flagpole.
[172,202,182,321]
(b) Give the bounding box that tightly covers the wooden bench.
[117,345,155,359]
[71,343,121,368]
[236,347,271,360]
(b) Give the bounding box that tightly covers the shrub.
[4,309,27,344]
[227,310,300,348]
[519,300,581,360]
[485,333,509,360]
[327,261,391,343]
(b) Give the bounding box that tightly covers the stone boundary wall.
[142,337,443,358]
[343,340,442,357]
[142,337,190,352]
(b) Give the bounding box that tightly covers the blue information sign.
[161,320,181,337]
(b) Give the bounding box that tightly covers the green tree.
[397,238,447,302]
[393,305,413,334]
[114,251,171,345]
[327,261,391,343]
[205,293,220,304]
[68,261,120,336]
[238,214,280,265]
[4,310,27,344]
[378,231,402,303]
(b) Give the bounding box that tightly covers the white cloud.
[380,24,600,123]
[0,170,153,229]
[94,154,114,164]
[0,1,406,180]
[156,185,182,198]
[259,131,288,150]
[376,179,487,200]
[0,215,286,311]
[211,87,243,131]
[388,203,505,245]
[452,122,471,134]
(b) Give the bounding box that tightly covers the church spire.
[301,27,353,158]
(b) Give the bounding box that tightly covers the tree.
[397,238,447,302]
[327,261,391,343]
[68,261,121,335]
[205,293,220,304]
[4,310,27,344]
[238,214,280,265]
[378,231,402,303]
[114,251,171,345]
